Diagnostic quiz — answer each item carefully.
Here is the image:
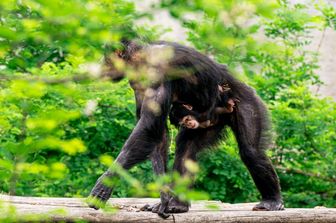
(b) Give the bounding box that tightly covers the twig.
[316,26,327,53]
[276,165,336,183]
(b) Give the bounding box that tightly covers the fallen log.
[0,195,335,223]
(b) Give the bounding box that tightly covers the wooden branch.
[0,73,97,84]
[1,195,336,222]
[276,166,336,183]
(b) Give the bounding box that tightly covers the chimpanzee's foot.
[165,197,189,213]
[87,172,113,210]
[141,197,189,213]
[252,199,284,211]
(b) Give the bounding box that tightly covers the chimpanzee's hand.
[87,171,113,209]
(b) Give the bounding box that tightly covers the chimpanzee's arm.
[89,83,172,208]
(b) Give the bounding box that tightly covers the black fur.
[169,102,208,127]
[88,41,284,216]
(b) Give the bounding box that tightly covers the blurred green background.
[0,0,335,209]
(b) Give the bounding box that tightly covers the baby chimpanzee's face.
[180,115,199,129]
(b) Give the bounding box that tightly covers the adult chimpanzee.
[88,40,284,217]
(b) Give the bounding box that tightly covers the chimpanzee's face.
[101,51,127,81]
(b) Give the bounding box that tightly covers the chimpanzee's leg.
[143,126,170,217]
[146,124,225,214]
[88,84,171,209]
[230,101,284,211]
[150,126,169,175]
[134,85,169,175]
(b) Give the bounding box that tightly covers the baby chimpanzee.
[170,84,239,129]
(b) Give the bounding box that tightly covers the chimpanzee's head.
[102,40,175,84]
[101,40,142,81]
